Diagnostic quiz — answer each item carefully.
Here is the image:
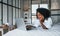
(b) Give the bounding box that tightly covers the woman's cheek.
[40,17,44,21]
[38,17,42,21]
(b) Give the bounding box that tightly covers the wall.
[51,0,60,24]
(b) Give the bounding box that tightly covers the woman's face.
[36,12,44,21]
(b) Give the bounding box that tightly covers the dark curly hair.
[36,8,51,20]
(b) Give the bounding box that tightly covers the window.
[13,7,15,25]
[18,9,21,18]
[16,9,19,18]
[3,4,7,23]
[32,4,38,22]
[40,4,48,9]
[8,0,12,5]
[19,0,20,8]
[13,0,15,6]
[0,0,1,1]
[13,8,15,18]
[0,0,21,26]
[8,6,13,25]
[3,0,7,3]
[32,4,38,14]
[16,0,19,7]
[0,3,1,25]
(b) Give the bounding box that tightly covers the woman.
[26,8,52,30]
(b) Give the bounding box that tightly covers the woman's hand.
[40,20,48,29]
[26,25,35,30]
[26,25,33,30]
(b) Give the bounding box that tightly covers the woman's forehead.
[37,12,41,14]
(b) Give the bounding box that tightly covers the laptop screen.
[15,18,26,30]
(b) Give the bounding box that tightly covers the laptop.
[15,18,26,31]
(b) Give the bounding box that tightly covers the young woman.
[36,8,52,29]
[26,8,52,30]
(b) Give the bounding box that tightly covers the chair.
[0,28,3,36]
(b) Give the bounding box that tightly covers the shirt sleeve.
[43,18,52,29]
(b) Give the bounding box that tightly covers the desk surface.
[3,29,60,36]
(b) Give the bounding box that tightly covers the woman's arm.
[40,19,48,29]
[26,25,36,30]
[40,18,52,29]
[40,22,48,29]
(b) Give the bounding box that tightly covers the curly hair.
[36,8,51,19]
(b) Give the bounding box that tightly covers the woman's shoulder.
[46,17,52,20]
[48,17,52,20]
[44,17,52,22]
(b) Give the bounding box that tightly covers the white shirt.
[32,17,52,28]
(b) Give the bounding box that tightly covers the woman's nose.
[38,16,41,18]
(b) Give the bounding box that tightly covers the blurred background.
[0,0,60,35]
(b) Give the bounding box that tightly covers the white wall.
[51,11,60,24]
